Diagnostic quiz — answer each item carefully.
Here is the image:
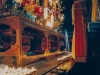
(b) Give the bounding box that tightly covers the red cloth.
[22,37,31,52]
[22,0,31,5]
[34,6,43,15]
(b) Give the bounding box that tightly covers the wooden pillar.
[16,19,22,66]
[53,0,56,19]
[43,32,49,60]
[57,36,60,52]
[44,0,48,7]
[44,32,49,54]
[74,1,87,62]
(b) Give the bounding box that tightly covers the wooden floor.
[23,52,72,75]
[23,52,100,75]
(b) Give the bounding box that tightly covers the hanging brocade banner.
[92,0,98,22]
[72,4,75,25]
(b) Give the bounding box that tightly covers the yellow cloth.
[72,4,75,25]
[92,0,98,22]
[72,27,75,59]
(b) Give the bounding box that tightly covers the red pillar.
[74,1,86,62]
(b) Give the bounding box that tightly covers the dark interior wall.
[61,0,74,31]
